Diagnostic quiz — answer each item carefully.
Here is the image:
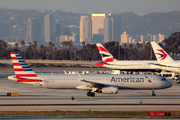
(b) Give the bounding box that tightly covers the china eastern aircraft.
[96,43,161,72]
[151,41,180,73]
[8,52,172,97]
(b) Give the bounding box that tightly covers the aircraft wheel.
[87,92,91,96]
[91,92,95,97]
[87,92,95,97]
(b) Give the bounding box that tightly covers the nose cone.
[166,80,173,88]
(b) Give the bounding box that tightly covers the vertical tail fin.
[96,43,117,63]
[10,52,39,80]
[151,42,174,63]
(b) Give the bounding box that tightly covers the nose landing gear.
[152,89,156,96]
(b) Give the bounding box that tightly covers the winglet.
[77,72,85,82]
[151,42,174,63]
[64,71,67,74]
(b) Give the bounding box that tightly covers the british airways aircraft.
[8,52,172,97]
[96,43,160,72]
[151,41,180,73]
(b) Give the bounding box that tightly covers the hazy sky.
[0,0,180,16]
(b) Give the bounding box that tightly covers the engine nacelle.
[99,86,118,94]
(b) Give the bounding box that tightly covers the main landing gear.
[87,90,95,97]
[152,89,156,96]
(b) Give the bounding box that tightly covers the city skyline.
[0,0,180,16]
[25,13,164,45]
[0,7,179,45]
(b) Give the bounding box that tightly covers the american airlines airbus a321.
[96,43,161,72]
[7,52,172,97]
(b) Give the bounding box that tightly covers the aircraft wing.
[151,63,169,67]
[151,63,179,68]
[77,72,113,89]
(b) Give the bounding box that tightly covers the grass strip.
[0,111,179,118]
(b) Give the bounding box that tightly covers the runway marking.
[0,97,180,100]
[0,103,180,106]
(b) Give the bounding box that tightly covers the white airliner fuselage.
[96,43,180,73]
[8,74,172,90]
[96,43,161,72]
[99,60,159,72]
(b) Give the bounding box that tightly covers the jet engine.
[98,86,118,94]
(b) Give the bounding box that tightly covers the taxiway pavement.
[0,68,180,111]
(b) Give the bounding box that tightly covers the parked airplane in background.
[96,43,160,72]
[8,52,172,97]
[151,41,180,73]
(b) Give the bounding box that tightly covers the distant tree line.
[0,32,180,61]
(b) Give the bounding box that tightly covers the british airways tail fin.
[151,42,174,63]
[10,52,40,83]
[96,43,117,63]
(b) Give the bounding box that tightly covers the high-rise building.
[121,31,128,43]
[44,15,55,44]
[59,34,78,43]
[67,25,79,35]
[158,34,165,42]
[26,18,41,44]
[63,27,71,36]
[55,24,62,44]
[79,15,92,43]
[153,35,159,42]
[140,35,144,43]
[103,14,121,43]
[121,31,135,43]
[91,14,106,35]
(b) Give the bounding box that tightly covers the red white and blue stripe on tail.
[96,43,117,64]
[10,52,42,83]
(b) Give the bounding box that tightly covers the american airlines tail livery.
[151,41,180,73]
[96,43,160,72]
[8,52,172,97]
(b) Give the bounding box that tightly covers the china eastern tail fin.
[10,52,39,80]
[151,42,174,63]
[96,43,117,64]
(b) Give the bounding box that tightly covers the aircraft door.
[178,65,180,70]
[151,76,157,84]
[35,77,41,87]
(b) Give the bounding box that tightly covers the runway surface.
[0,68,180,111]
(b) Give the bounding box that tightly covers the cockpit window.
[161,78,166,81]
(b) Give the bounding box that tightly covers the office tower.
[67,25,79,35]
[55,24,62,44]
[140,35,144,43]
[59,34,79,43]
[104,14,121,43]
[91,14,106,35]
[153,35,159,42]
[121,31,135,43]
[158,34,165,42]
[147,34,152,42]
[26,18,41,44]
[79,15,92,43]
[44,15,55,43]
[121,31,128,43]
[63,27,71,36]
[59,35,68,43]
[91,14,105,43]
